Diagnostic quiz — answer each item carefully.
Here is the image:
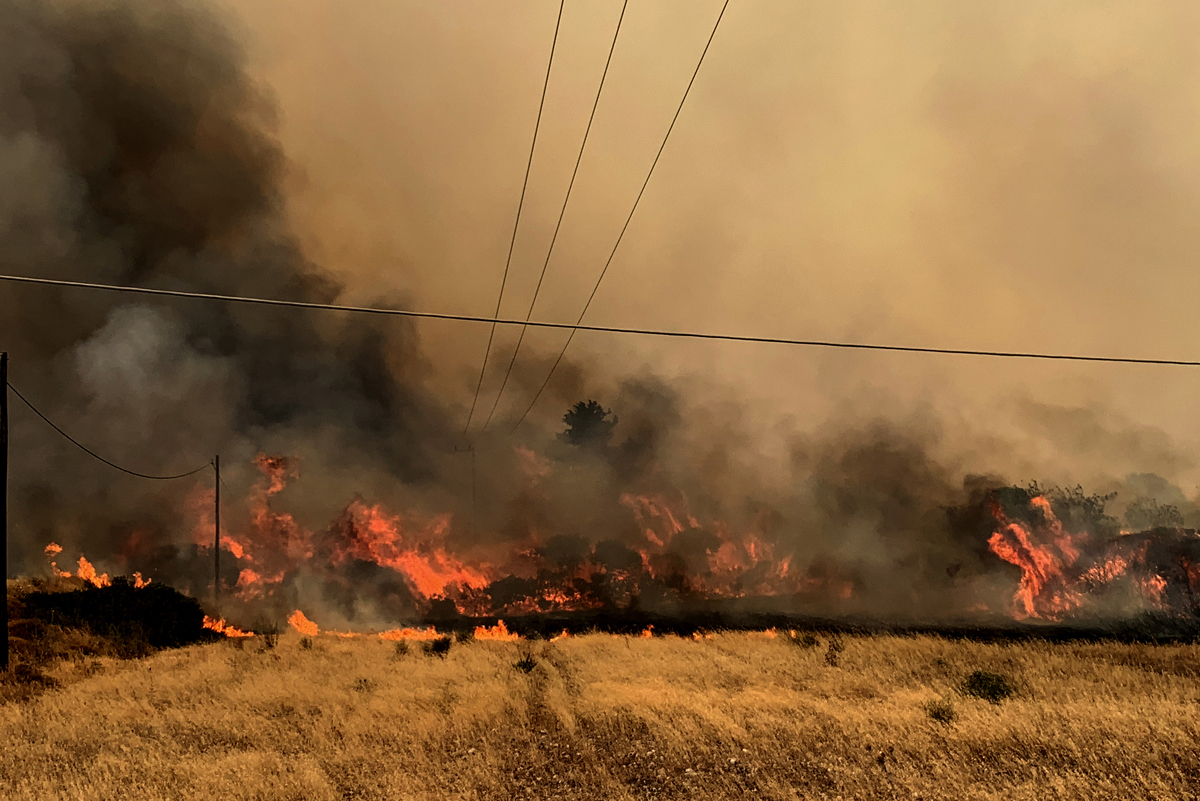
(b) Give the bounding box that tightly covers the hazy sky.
[223,0,1200,491]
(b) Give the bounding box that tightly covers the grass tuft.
[824,635,845,667]
[924,698,957,724]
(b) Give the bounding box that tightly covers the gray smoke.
[2,0,1194,628]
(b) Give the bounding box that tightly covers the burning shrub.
[423,636,452,658]
[924,698,957,724]
[20,577,216,651]
[824,636,845,667]
[960,670,1015,704]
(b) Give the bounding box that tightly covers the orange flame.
[474,620,520,641]
[203,615,254,638]
[287,610,319,637]
[378,626,442,641]
[331,500,490,599]
[987,500,1083,620]
[75,556,111,588]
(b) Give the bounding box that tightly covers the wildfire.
[44,543,116,588]
[986,493,1200,620]
[474,620,520,641]
[288,610,319,636]
[203,616,254,637]
[378,626,442,641]
[330,500,490,598]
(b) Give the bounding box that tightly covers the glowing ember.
[640,626,654,639]
[203,615,254,638]
[474,620,520,641]
[288,610,319,636]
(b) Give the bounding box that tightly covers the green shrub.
[960,670,1015,704]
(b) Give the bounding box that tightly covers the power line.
[461,0,566,441]
[478,0,630,436]
[3,272,1200,368]
[510,0,732,432]
[6,381,212,480]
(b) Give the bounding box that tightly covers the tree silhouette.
[559,399,617,448]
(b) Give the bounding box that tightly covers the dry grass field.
[2,628,1199,801]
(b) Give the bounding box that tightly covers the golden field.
[1,628,1198,801]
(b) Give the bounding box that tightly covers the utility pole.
[1,353,7,671]
[213,454,220,612]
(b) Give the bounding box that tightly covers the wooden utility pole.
[213,454,220,611]
[1,352,7,671]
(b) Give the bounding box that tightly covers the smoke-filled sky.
[223,0,1200,486]
[4,0,1200,621]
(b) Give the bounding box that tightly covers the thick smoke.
[0,0,452,568]
[2,0,1196,629]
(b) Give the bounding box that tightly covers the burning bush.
[20,577,217,651]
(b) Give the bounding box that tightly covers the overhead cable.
[7,381,212,480]
[478,0,630,435]
[510,0,732,432]
[1,273,1196,369]
[461,0,566,441]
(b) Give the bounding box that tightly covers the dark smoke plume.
[1,0,1195,632]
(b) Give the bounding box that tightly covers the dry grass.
[2,630,1198,800]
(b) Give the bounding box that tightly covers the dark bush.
[789,631,819,649]
[300,637,313,650]
[21,578,217,651]
[824,636,845,667]
[924,698,957,724]
[960,670,1015,704]
[394,640,410,657]
[423,636,452,657]
[514,653,537,674]
[454,629,475,644]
